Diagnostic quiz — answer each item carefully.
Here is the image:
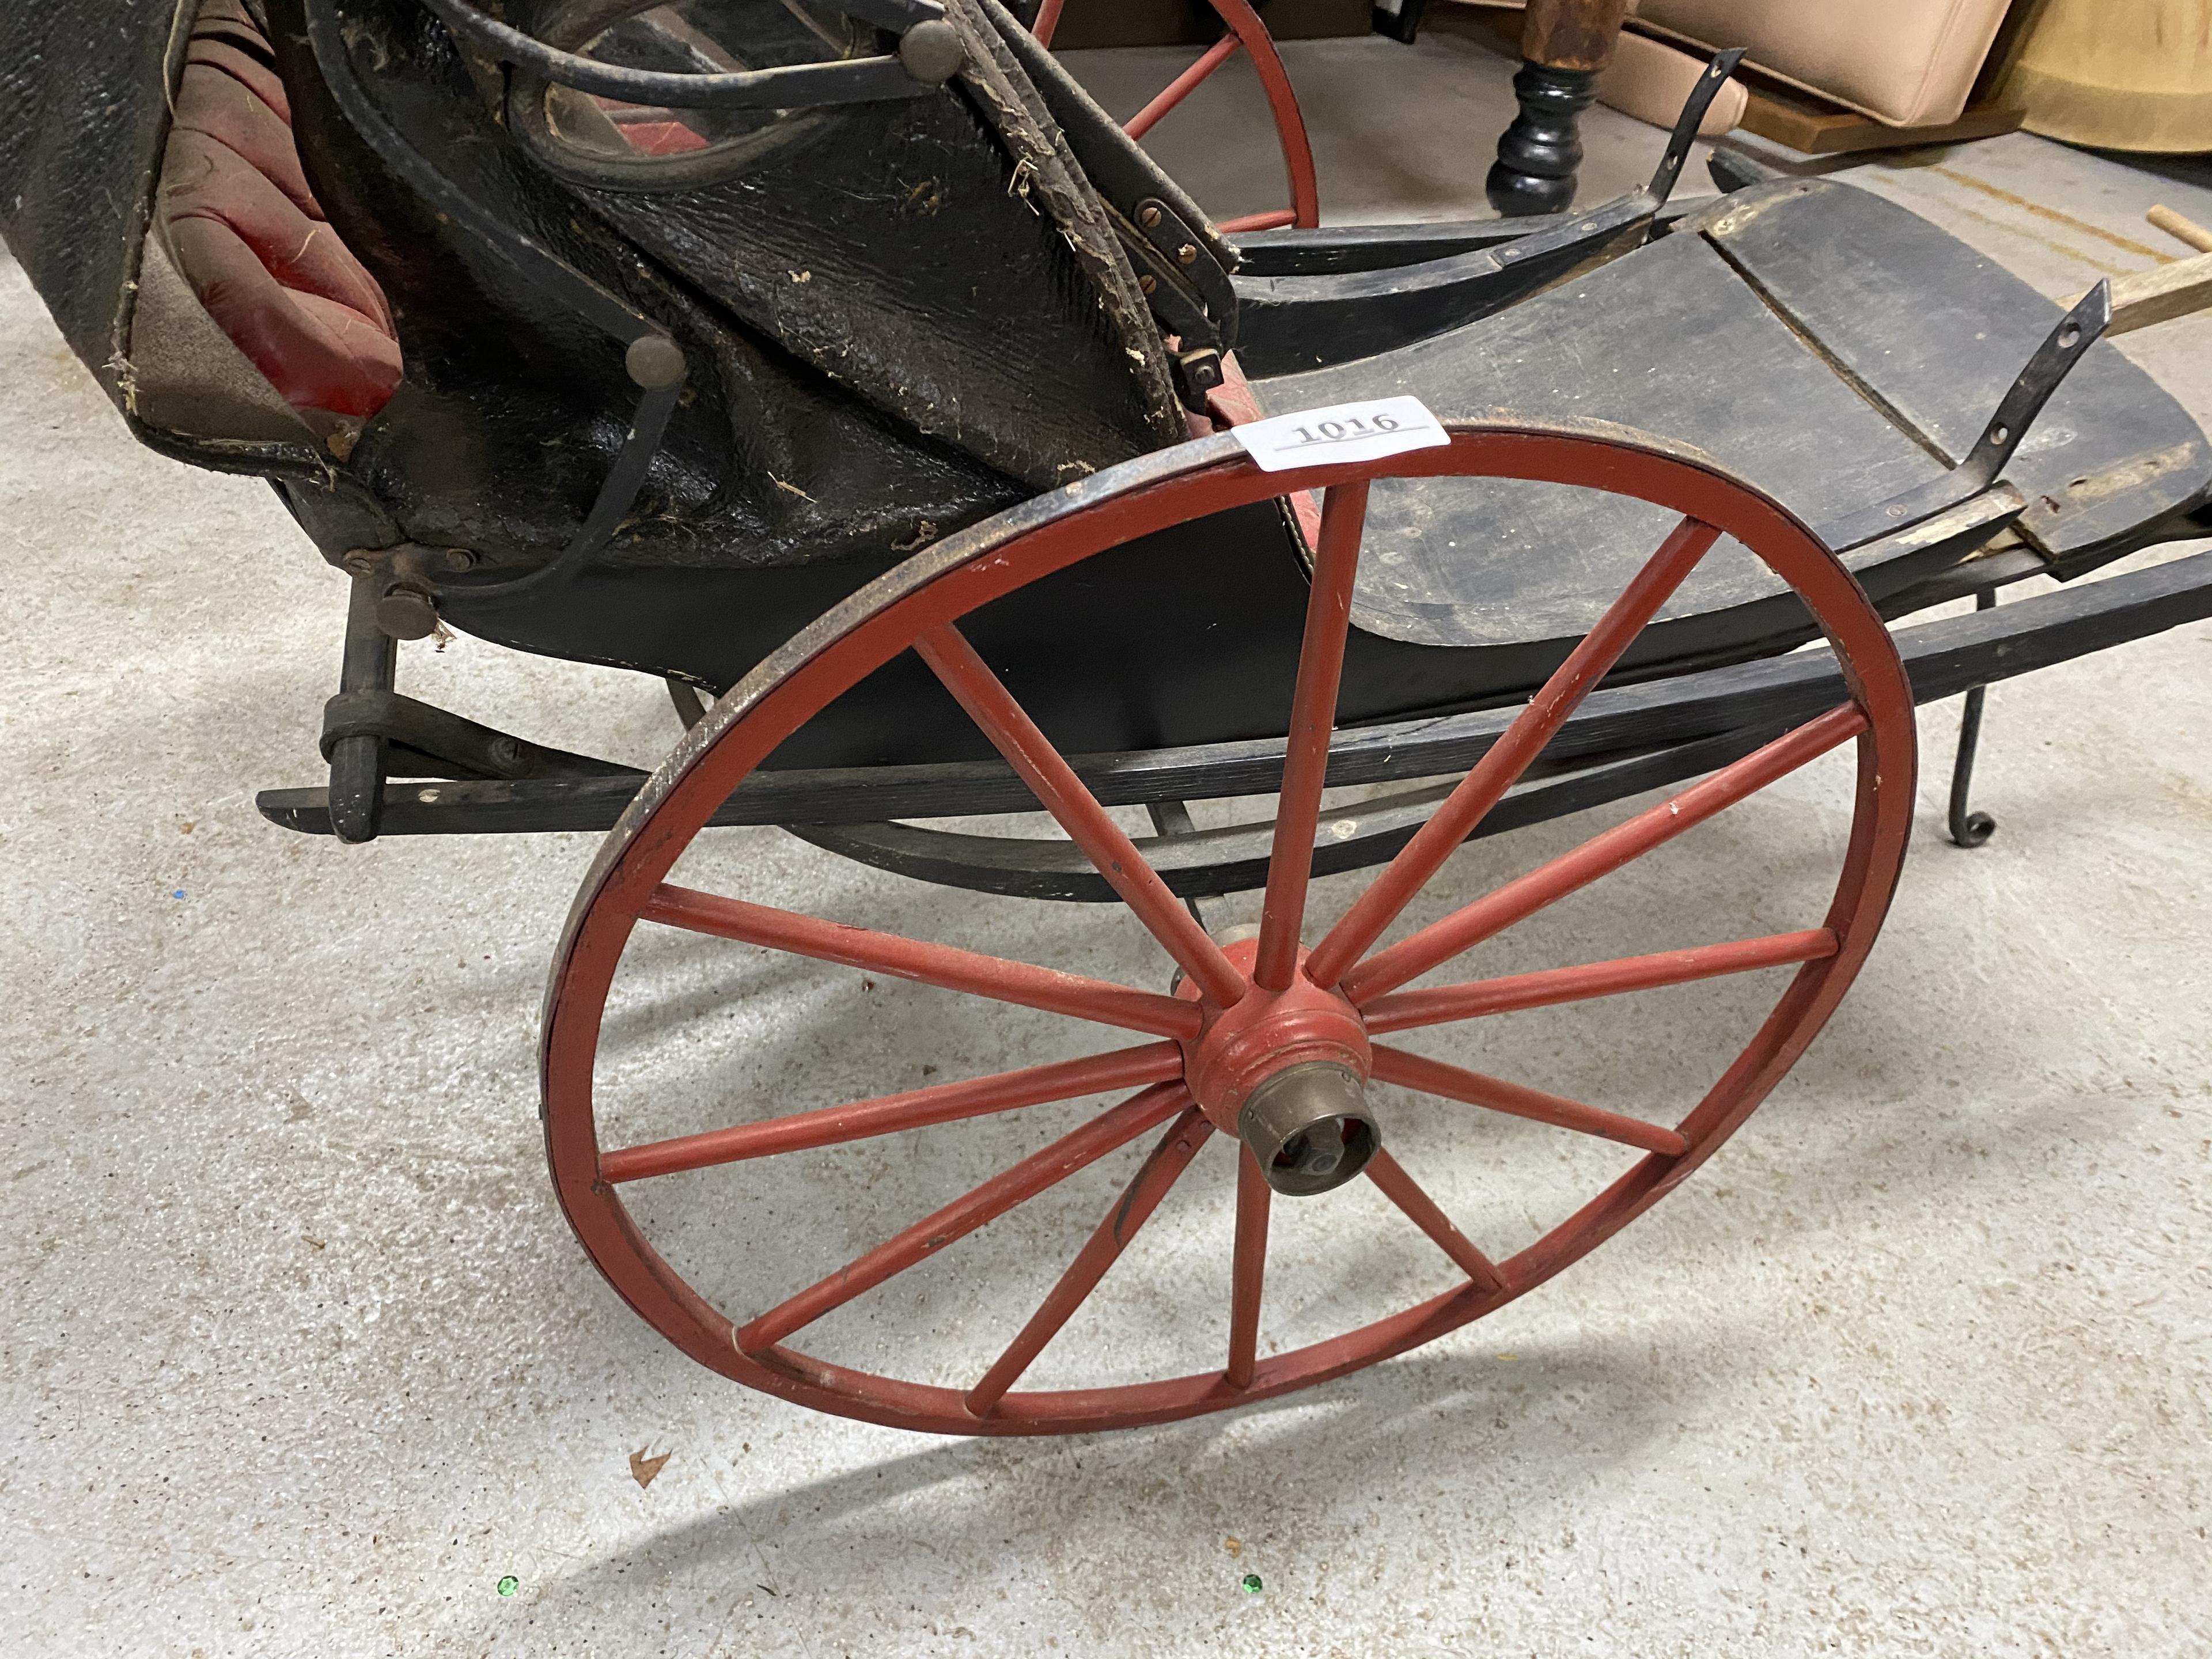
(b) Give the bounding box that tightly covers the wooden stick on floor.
[2147,204,2212,255]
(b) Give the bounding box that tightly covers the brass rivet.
[1138,204,1162,229]
[1138,274,1158,294]
[1176,243,1198,265]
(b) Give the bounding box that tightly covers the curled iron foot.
[1947,592,1998,848]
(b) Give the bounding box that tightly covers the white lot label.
[1230,395,1449,473]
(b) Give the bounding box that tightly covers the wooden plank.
[1253,226,1943,649]
[2101,251,2212,337]
[1705,179,2212,563]
[1738,85,2023,156]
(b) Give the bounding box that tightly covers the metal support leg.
[666,675,709,730]
[328,574,397,845]
[1146,800,1240,935]
[1948,589,1998,849]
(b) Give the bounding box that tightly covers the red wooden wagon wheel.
[1034,0,1320,230]
[541,419,1916,1435]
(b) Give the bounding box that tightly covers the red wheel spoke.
[1343,704,1867,1004]
[1112,0,1319,228]
[1372,1045,1688,1157]
[639,882,1200,1040]
[1031,0,1066,47]
[601,1044,1183,1184]
[736,1082,1190,1355]
[916,623,1248,1007]
[1363,929,1840,1035]
[1306,516,1723,989]
[965,1107,1214,1416]
[1126,33,1240,141]
[1363,1149,1506,1293]
[1225,1147,1271,1389]
[1256,479,1369,990]
[1218,209,1297,233]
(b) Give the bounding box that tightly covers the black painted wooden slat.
[256,548,2212,839]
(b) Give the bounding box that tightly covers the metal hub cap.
[1177,934,1380,1195]
[1237,1062,1380,1196]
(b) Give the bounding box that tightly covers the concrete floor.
[5,29,2211,1659]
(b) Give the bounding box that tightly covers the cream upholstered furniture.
[1631,0,2016,131]
[1594,26,1745,138]
[1441,0,2019,173]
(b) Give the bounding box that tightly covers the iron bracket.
[320,690,640,784]
[1815,281,2115,551]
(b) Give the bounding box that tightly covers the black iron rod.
[1947,588,1999,847]
[328,575,397,844]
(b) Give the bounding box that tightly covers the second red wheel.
[1034,0,1321,230]
[541,419,1915,1435]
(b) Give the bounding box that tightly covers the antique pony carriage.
[7,0,2210,1434]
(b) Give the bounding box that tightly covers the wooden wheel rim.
[541,421,1917,1435]
[1161,0,1320,232]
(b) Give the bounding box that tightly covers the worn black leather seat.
[3,0,2205,770]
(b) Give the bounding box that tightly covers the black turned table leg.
[1488,61,1600,215]
[1487,0,1629,217]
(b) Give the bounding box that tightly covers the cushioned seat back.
[149,0,401,444]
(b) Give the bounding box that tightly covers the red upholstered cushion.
[609,116,712,156]
[160,2,402,421]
